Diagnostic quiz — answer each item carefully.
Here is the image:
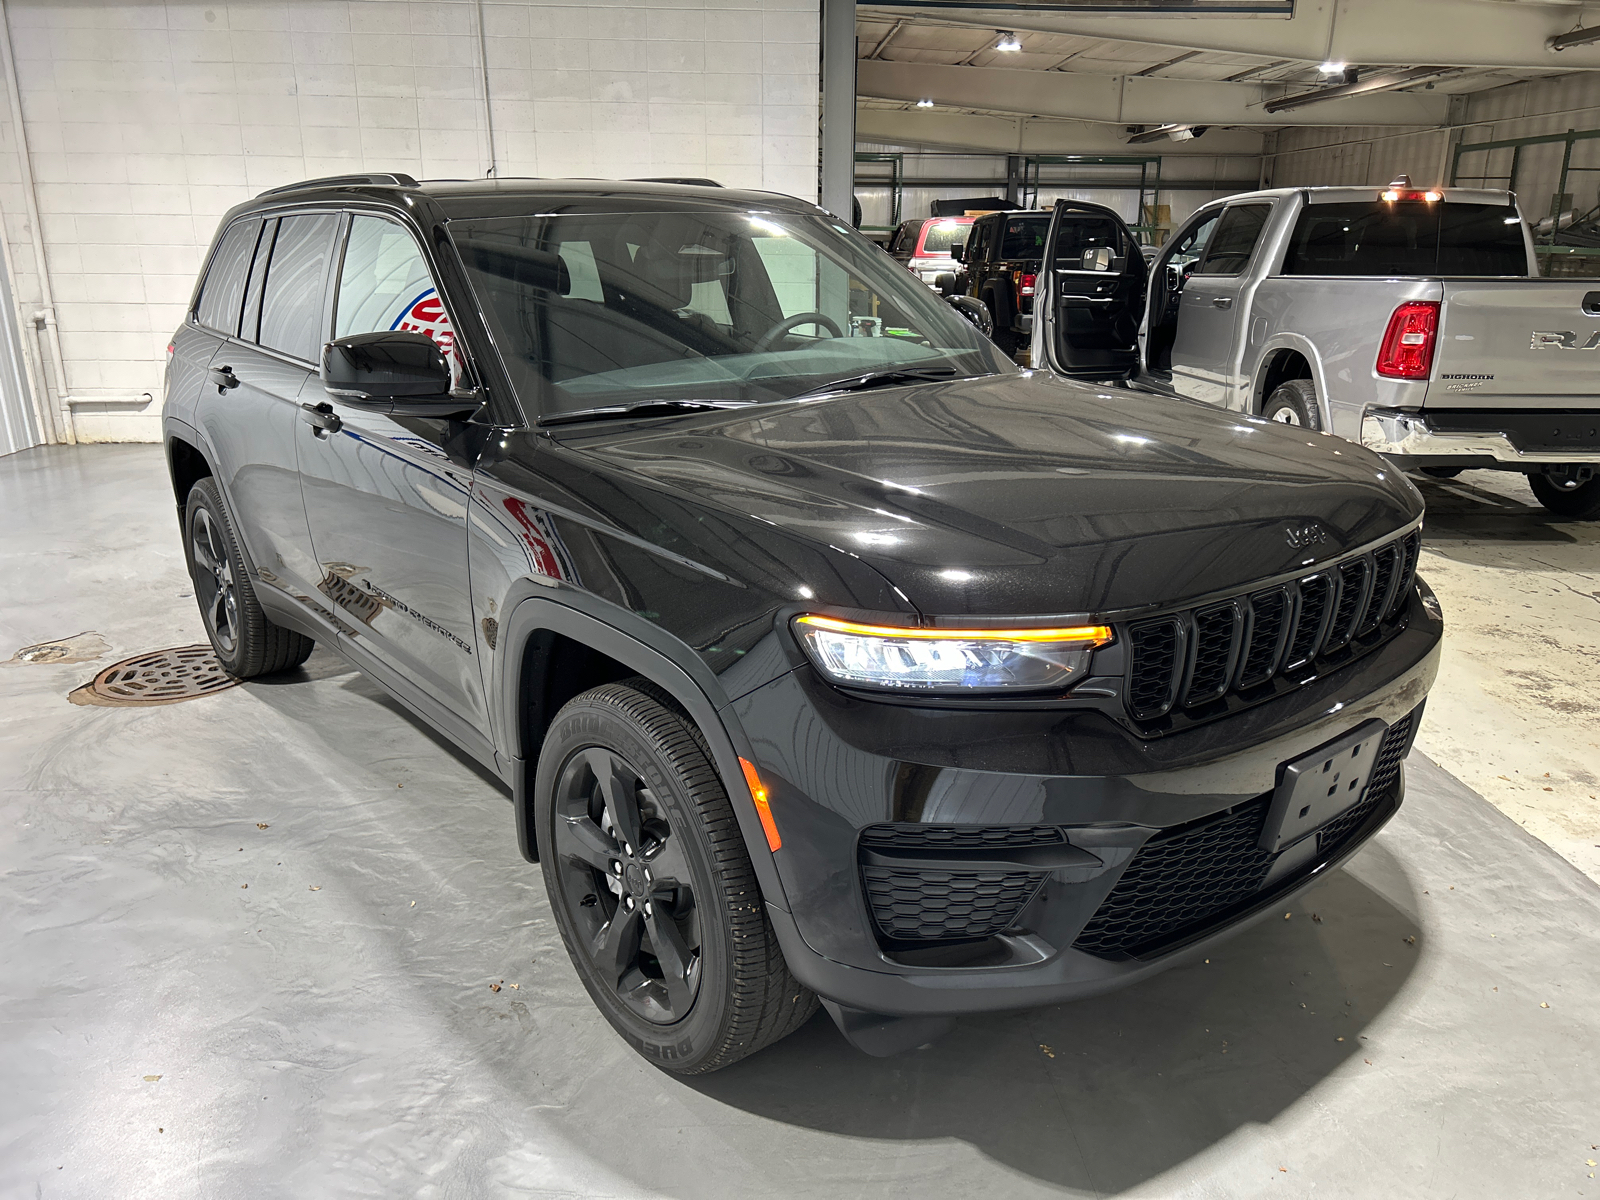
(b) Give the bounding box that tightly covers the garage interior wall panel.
[0,0,821,444]
[1273,73,1600,218]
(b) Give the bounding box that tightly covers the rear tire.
[1262,378,1322,431]
[183,477,314,678]
[1530,472,1600,519]
[536,681,817,1074]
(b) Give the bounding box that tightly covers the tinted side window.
[1196,204,1270,275]
[1051,216,1130,267]
[1000,217,1050,259]
[337,215,463,382]
[258,213,337,360]
[195,218,261,334]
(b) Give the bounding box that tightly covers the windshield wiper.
[537,399,753,427]
[792,366,962,400]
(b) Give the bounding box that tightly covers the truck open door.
[1034,200,1148,381]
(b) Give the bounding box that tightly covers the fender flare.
[1250,335,1331,429]
[498,592,792,913]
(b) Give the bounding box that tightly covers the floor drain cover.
[69,645,239,707]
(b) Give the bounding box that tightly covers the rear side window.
[1196,204,1271,275]
[1282,201,1528,276]
[999,217,1049,259]
[195,218,261,334]
[918,221,967,255]
[258,213,338,360]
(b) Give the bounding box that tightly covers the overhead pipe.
[1264,66,1457,113]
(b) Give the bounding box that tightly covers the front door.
[294,212,490,731]
[1169,202,1273,408]
[1036,200,1147,380]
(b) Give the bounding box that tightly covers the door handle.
[1211,296,1234,309]
[299,401,342,436]
[209,365,240,393]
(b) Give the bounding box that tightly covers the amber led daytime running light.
[795,614,1113,645]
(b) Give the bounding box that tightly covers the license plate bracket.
[1260,719,1389,853]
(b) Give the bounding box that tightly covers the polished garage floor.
[2,446,1598,1199]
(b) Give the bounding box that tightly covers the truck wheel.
[1262,379,1322,431]
[183,477,314,678]
[1530,472,1600,519]
[536,680,817,1074]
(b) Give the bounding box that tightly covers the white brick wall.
[0,0,821,442]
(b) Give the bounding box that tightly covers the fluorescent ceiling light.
[916,98,934,108]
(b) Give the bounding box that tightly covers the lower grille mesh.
[862,865,1044,941]
[1071,709,1418,959]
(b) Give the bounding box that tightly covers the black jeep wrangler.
[163,174,1440,1072]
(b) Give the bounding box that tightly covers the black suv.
[163,174,1441,1073]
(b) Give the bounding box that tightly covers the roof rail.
[256,173,419,198]
[630,177,722,187]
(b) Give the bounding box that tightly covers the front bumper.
[734,584,1442,1017]
[1362,408,1600,467]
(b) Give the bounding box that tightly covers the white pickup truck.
[1027,183,1600,518]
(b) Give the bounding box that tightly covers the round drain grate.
[69,645,240,708]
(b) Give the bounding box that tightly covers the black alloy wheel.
[536,681,817,1073]
[183,477,315,678]
[551,743,704,1023]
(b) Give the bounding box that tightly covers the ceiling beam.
[856,59,1453,126]
[856,0,1600,70]
[855,105,1268,155]
[1264,67,1461,113]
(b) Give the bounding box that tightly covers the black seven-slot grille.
[1071,710,1417,959]
[1124,530,1420,723]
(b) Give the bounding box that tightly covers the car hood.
[557,373,1423,618]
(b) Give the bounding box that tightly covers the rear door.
[1169,201,1273,407]
[1427,281,1600,409]
[295,211,491,732]
[192,212,328,597]
[1036,200,1147,379]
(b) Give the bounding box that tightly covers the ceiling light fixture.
[916,98,934,108]
[1319,60,1346,75]
[996,31,1021,52]
[1549,24,1600,51]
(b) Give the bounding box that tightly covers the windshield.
[450,209,1013,419]
[1282,201,1529,276]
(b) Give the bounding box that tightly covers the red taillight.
[1376,301,1439,379]
[1020,272,1036,297]
[1013,269,1036,299]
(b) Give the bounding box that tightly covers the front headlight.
[793,615,1113,693]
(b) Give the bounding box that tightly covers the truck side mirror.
[945,294,993,338]
[1080,247,1114,272]
[949,242,965,263]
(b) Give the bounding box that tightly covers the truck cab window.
[1195,205,1271,276]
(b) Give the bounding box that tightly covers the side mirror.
[1080,246,1114,272]
[323,330,453,403]
[945,294,993,338]
[949,242,965,263]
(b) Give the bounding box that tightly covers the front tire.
[183,477,314,678]
[536,681,816,1074]
[1262,378,1322,430]
[1530,471,1600,519]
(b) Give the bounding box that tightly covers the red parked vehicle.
[886,216,976,289]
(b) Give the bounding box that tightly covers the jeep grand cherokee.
[163,174,1441,1073]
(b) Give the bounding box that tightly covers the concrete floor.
[2,444,1598,1199]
